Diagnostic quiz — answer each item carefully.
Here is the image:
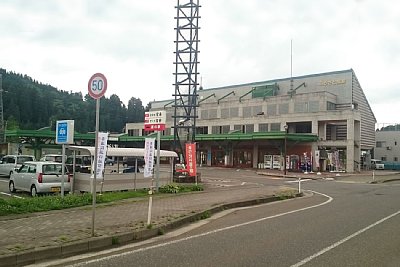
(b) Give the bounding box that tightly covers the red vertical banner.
[185,143,197,176]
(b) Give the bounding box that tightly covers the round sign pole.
[88,73,107,237]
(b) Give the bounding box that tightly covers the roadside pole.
[88,73,107,237]
[156,130,161,191]
[92,98,100,237]
[134,158,137,191]
[144,111,166,192]
[144,138,155,227]
[61,144,65,197]
[56,120,74,198]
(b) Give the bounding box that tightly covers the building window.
[211,125,229,134]
[394,157,398,162]
[381,156,387,161]
[294,102,308,113]
[230,107,239,117]
[279,103,289,114]
[245,124,254,133]
[196,126,208,134]
[209,109,218,119]
[376,141,383,148]
[128,129,140,136]
[253,106,262,116]
[259,123,268,132]
[234,124,244,133]
[270,123,281,131]
[211,126,220,134]
[166,112,173,122]
[309,101,319,112]
[221,108,229,119]
[267,104,277,116]
[243,106,252,118]
[327,101,336,111]
[221,125,230,134]
[201,109,208,119]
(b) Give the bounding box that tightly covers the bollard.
[298,177,301,194]
[147,189,153,226]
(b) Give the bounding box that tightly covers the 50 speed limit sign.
[88,73,107,99]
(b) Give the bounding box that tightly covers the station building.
[125,69,376,173]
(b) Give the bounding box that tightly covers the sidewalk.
[0,181,288,267]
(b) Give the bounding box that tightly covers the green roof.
[5,130,318,143]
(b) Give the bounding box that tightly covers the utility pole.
[0,74,5,144]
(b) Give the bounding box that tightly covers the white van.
[0,155,36,177]
[371,159,385,170]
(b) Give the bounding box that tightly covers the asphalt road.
[41,173,400,267]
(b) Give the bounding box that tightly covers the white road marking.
[291,209,400,267]
[285,179,312,183]
[66,191,333,266]
[0,192,24,199]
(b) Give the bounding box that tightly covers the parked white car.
[39,154,65,163]
[9,161,71,197]
[0,155,36,177]
[371,159,385,170]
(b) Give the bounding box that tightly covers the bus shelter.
[67,145,178,193]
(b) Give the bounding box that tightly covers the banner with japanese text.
[144,138,155,177]
[315,150,320,168]
[92,132,108,179]
[185,143,197,176]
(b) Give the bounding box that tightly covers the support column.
[253,143,259,169]
[346,117,355,172]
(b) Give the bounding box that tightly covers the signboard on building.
[144,111,166,131]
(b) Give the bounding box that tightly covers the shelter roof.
[67,146,178,158]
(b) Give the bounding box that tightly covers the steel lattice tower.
[173,0,200,160]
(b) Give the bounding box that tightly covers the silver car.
[0,155,36,177]
[9,161,71,197]
[39,154,65,163]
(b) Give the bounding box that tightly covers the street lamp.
[283,124,288,175]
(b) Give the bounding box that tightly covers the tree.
[127,97,145,123]
[1,68,148,133]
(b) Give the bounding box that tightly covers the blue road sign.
[57,122,68,143]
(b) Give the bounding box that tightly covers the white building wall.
[126,70,375,172]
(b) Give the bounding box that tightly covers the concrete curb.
[0,193,302,267]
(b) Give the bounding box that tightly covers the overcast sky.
[0,0,398,125]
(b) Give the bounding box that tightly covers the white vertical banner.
[92,132,108,179]
[144,138,155,177]
[315,150,320,168]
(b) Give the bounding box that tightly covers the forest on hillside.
[0,68,149,133]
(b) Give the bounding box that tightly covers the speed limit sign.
[88,73,107,99]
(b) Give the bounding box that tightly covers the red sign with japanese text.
[144,111,166,132]
[185,143,197,176]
